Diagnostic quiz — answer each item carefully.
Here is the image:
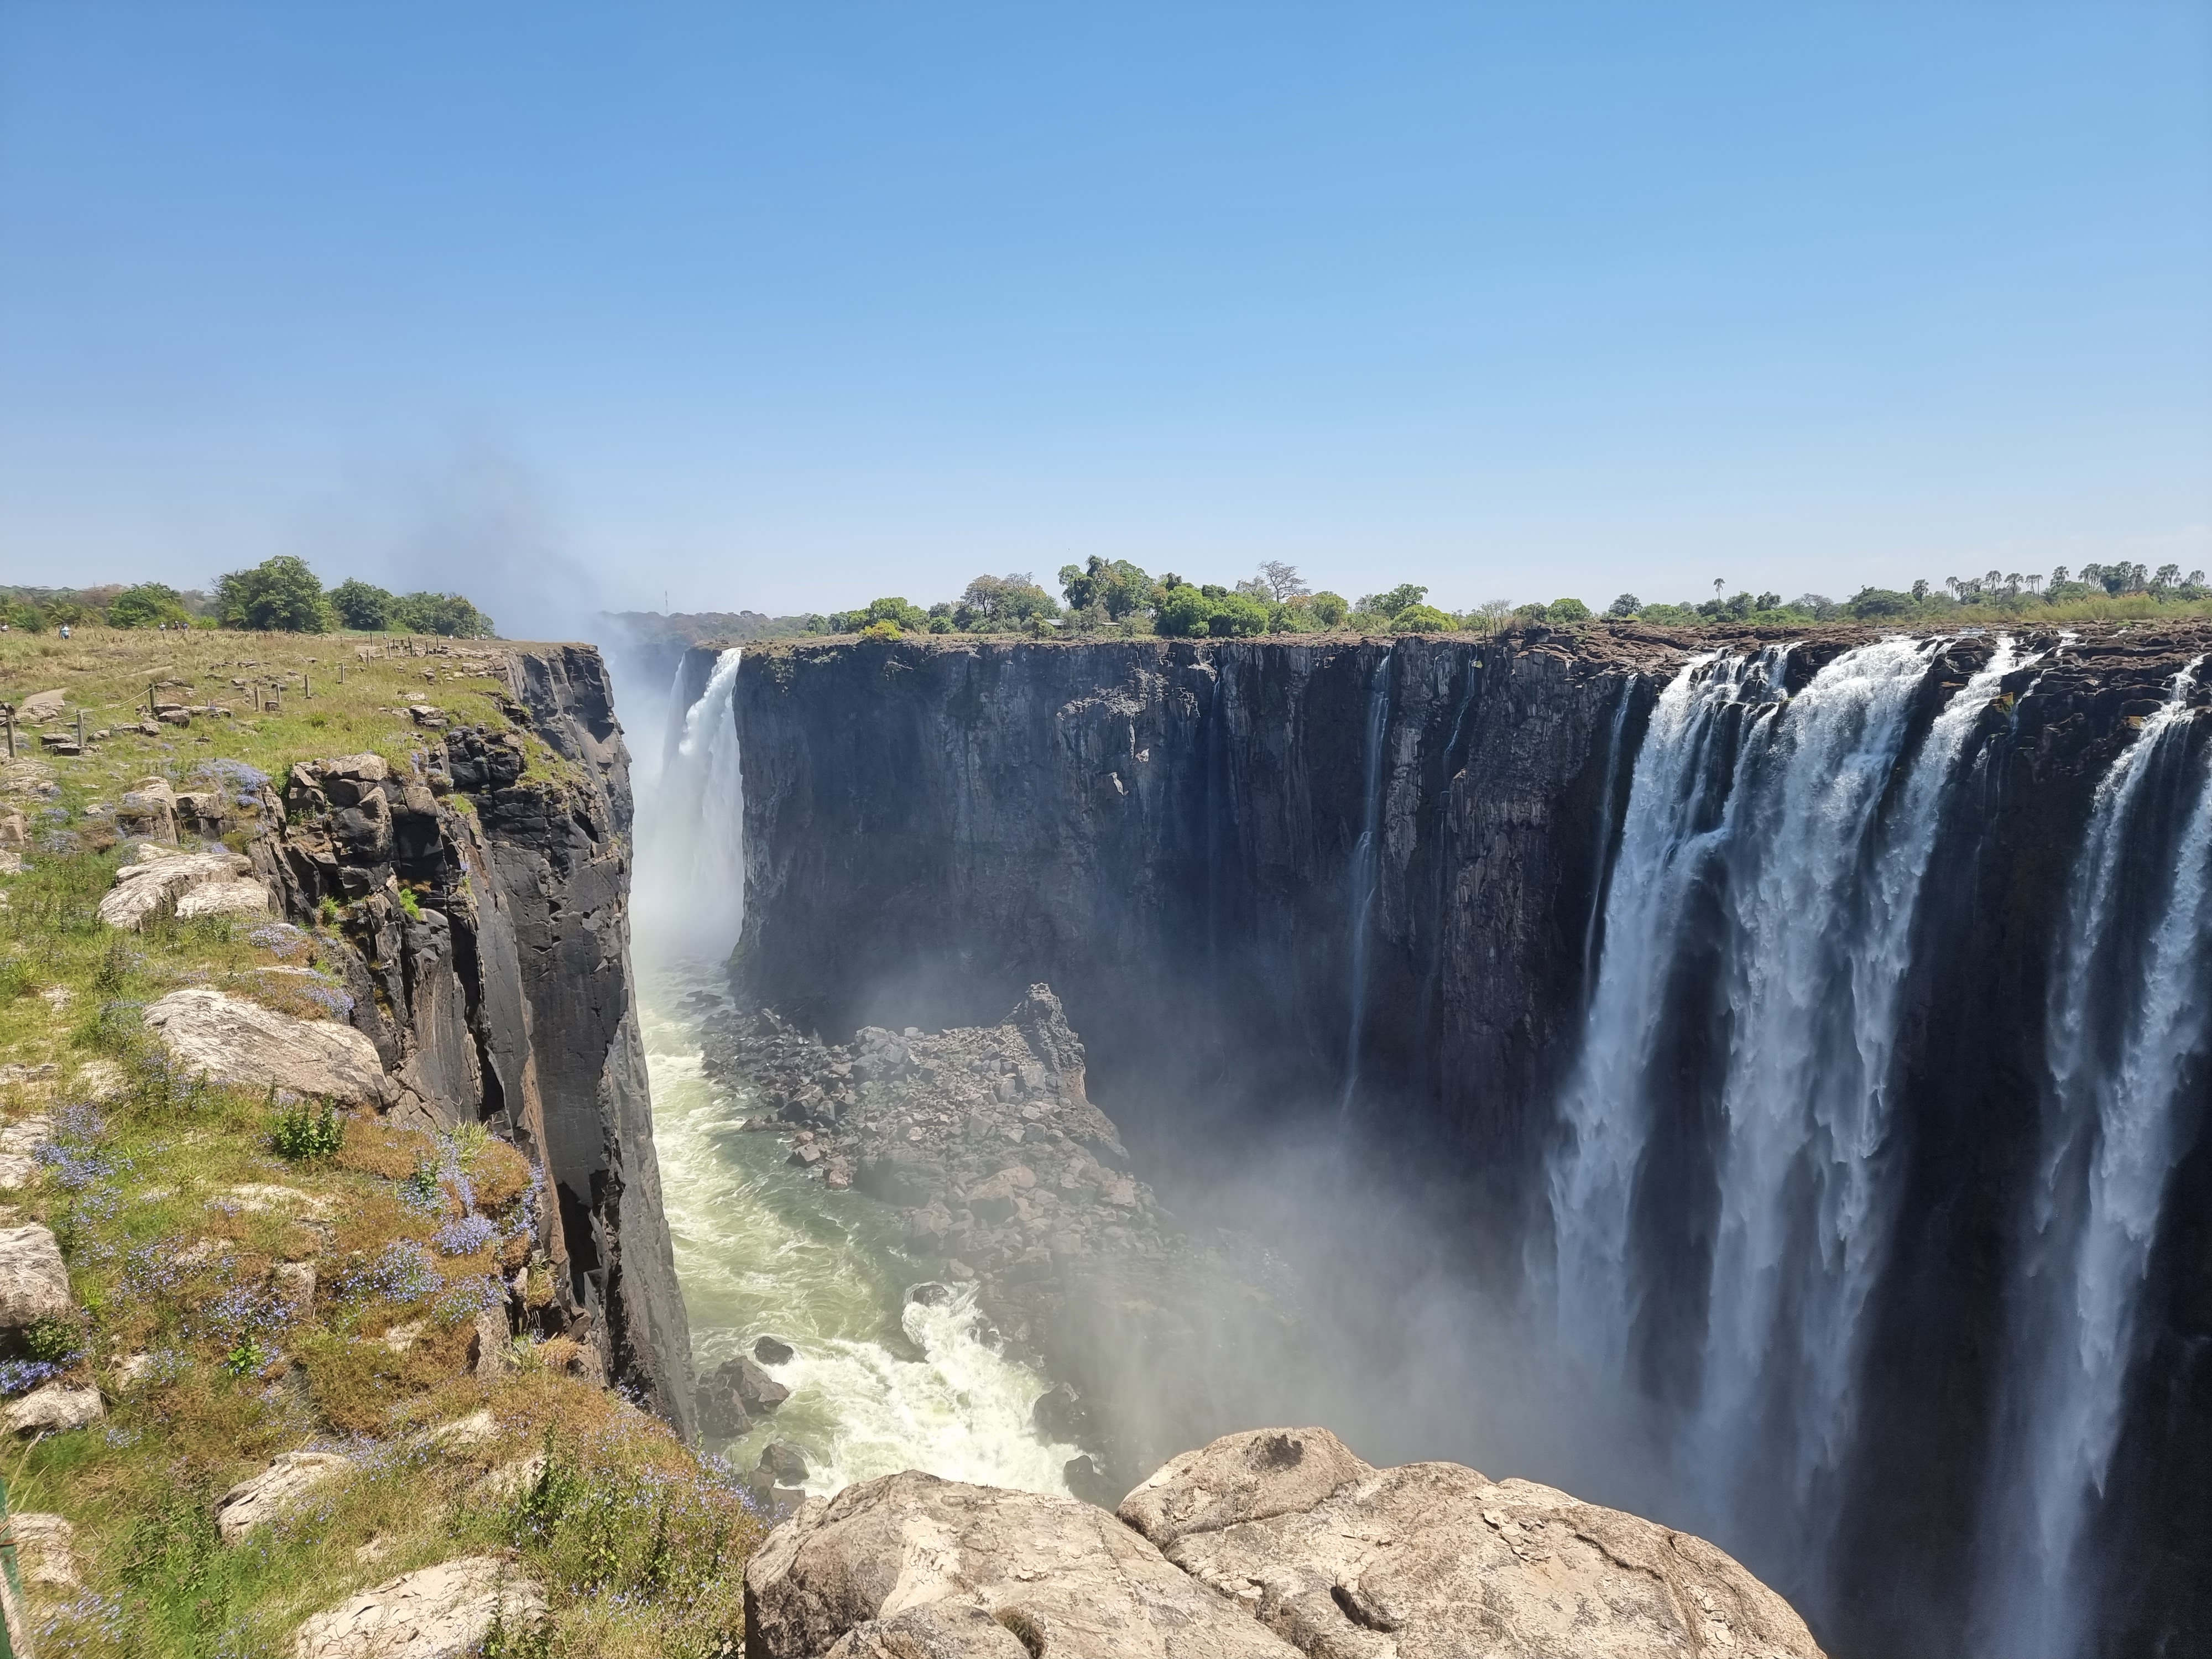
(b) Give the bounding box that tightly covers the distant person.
[58,624,70,639]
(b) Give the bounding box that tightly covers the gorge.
[638,622,2212,1659]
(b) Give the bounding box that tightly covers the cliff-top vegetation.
[765,556,2212,644]
[5,557,495,640]
[0,628,760,1655]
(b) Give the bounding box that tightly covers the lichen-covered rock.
[0,1223,71,1329]
[215,1451,353,1543]
[1120,1428,1826,1659]
[292,1554,547,1658]
[97,845,258,930]
[743,1471,1301,1659]
[117,777,178,842]
[144,987,392,1106]
[8,1511,79,1590]
[3,1385,103,1436]
[174,877,273,920]
[823,1601,1036,1658]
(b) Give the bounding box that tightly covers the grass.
[0,627,763,1655]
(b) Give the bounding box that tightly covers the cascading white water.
[1550,635,2030,1609]
[635,648,748,966]
[1338,651,1394,1119]
[1975,658,2209,1659]
[635,653,1076,1498]
[1548,647,1775,1380]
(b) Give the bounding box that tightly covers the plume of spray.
[634,648,746,967]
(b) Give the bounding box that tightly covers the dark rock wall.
[258,644,695,1439]
[724,625,2212,1658]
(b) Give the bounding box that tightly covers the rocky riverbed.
[698,984,1308,1498]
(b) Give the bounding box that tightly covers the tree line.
[813,556,2212,641]
[1,556,496,637]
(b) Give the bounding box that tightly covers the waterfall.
[1577,679,1636,1007]
[1338,649,1394,1119]
[1975,658,2210,1659]
[636,648,747,966]
[1550,635,2030,1610]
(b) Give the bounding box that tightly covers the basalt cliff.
[710,623,2212,1658]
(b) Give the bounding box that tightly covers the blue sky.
[1,4,2206,634]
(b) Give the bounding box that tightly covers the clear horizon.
[2,4,2207,638]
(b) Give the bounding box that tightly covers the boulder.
[292,1554,548,1658]
[0,811,26,849]
[143,988,392,1107]
[732,1354,791,1412]
[1118,1428,1827,1659]
[758,1441,809,1486]
[3,1385,103,1436]
[754,1334,795,1365]
[0,1224,71,1329]
[117,778,178,842]
[216,1451,353,1544]
[8,1511,79,1589]
[175,878,273,921]
[697,1364,753,1439]
[742,1472,1301,1659]
[97,846,257,930]
[15,691,64,726]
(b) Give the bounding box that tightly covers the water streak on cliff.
[1338,651,1393,1119]
[638,647,746,964]
[1978,656,2210,1659]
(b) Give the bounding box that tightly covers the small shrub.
[317,896,341,927]
[272,1094,344,1161]
[858,619,901,643]
[397,885,422,921]
[221,1335,268,1378]
[23,1314,81,1364]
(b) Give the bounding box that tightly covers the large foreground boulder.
[143,988,392,1106]
[744,1470,1300,1658]
[1119,1428,1827,1659]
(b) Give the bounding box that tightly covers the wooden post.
[303,670,310,698]
[75,709,84,750]
[148,682,158,719]
[2,707,13,760]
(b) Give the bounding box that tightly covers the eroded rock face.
[291,1554,548,1658]
[144,987,393,1107]
[1120,1428,1825,1659]
[743,1471,1301,1659]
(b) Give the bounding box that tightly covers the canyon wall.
[721,625,2212,1658]
[259,644,695,1437]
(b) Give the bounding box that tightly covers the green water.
[640,963,1077,1496]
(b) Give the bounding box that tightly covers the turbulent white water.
[1976,657,2210,1659]
[1550,636,2032,1608]
[634,654,1076,1499]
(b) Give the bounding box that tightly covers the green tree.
[391,592,498,638]
[1154,585,1218,637]
[1057,558,1154,620]
[1606,594,1641,618]
[329,578,397,630]
[1390,603,1455,633]
[106,582,194,629]
[216,555,331,632]
[1308,591,1349,628]
[1208,592,1270,637]
[1356,583,1429,620]
[1545,597,1592,623]
[953,574,1060,632]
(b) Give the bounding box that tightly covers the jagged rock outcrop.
[721,623,2212,1656]
[215,1451,353,1544]
[743,1428,1823,1659]
[1121,1428,1824,1659]
[206,648,692,1437]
